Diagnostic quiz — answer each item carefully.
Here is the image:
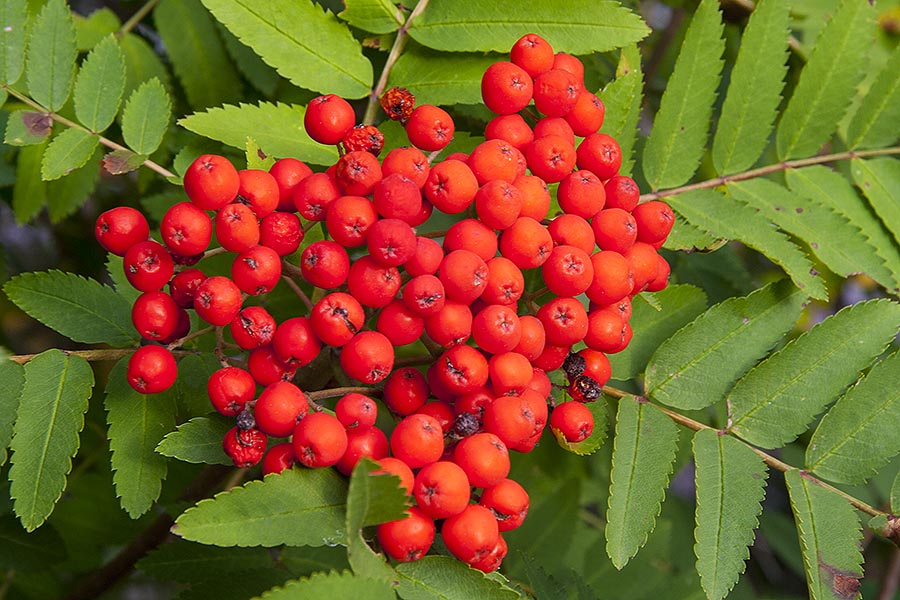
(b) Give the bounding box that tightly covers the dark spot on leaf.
[820,560,860,600]
[811,242,819,250]
[23,111,52,138]
[795,207,804,214]
[257,148,267,160]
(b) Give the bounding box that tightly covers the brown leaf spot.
[23,111,52,138]
[102,150,143,175]
[820,560,860,600]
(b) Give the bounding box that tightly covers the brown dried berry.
[380,87,416,123]
[342,124,385,156]
[222,426,267,467]
[568,374,602,403]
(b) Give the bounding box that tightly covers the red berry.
[95,207,149,256]
[123,240,175,292]
[533,69,581,117]
[441,504,500,566]
[127,345,177,394]
[231,305,277,350]
[383,367,429,416]
[380,86,416,123]
[335,425,389,475]
[254,381,309,438]
[376,300,425,346]
[550,401,594,442]
[564,91,605,136]
[481,62,534,115]
[413,460,471,519]
[603,175,640,212]
[272,317,321,367]
[453,432,510,489]
[367,218,417,267]
[405,104,455,151]
[577,133,622,180]
[472,304,521,355]
[262,442,296,476]
[207,366,255,416]
[161,202,212,257]
[377,506,435,562]
[403,275,446,318]
[223,426,267,468]
[269,157,312,212]
[305,94,355,145]
[436,344,489,395]
[510,33,554,78]
[381,146,430,188]
[342,124,385,156]
[373,456,415,494]
[184,154,239,211]
[558,170,606,219]
[292,172,340,221]
[292,412,348,468]
[194,276,243,326]
[347,256,401,309]
[340,331,394,384]
[216,203,260,253]
[325,194,378,248]
[390,414,444,469]
[300,240,350,289]
[335,392,378,429]
[310,292,364,347]
[481,478,529,531]
[132,291,179,341]
[633,201,675,244]
[485,114,534,150]
[259,212,302,256]
[525,134,576,183]
[423,160,478,214]
[247,344,296,385]
[372,173,423,223]
[335,151,383,196]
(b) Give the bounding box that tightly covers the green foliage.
[851,158,900,250]
[25,0,77,112]
[606,396,679,569]
[395,556,521,600]
[73,36,126,133]
[0,0,28,94]
[3,270,138,347]
[645,279,805,411]
[598,45,642,176]
[845,43,900,150]
[785,470,863,600]
[259,570,395,600]
[156,416,234,465]
[121,78,171,156]
[339,0,403,35]
[41,128,99,180]
[389,46,497,106]
[8,350,94,531]
[138,540,276,582]
[642,0,724,190]
[0,360,25,466]
[693,430,768,600]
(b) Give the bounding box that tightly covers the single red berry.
[514,315,547,362]
[310,292,364,347]
[436,344,489,395]
[259,211,303,256]
[231,245,282,295]
[537,296,589,347]
[373,457,415,494]
[577,133,622,180]
[300,240,350,289]
[390,413,444,469]
[413,460,471,519]
[95,207,149,256]
[482,395,536,448]
[558,170,606,219]
[469,533,508,573]
[510,33,555,78]
[550,400,594,442]
[132,291,179,341]
[247,344,296,386]
[292,172,341,221]
[402,274,446,318]
[453,432,510,489]
[335,150,383,196]
[269,157,312,212]
[438,249,488,304]
[533,69,582,118]
[207,366,255,416]
[592,208,638,254]
[603,175,640,212]
[216,203,261,253]
[423,159,478,214]
[236,169,279,219]
[229,305,276,350]
[380,86,416,123]
[499,217,553,270]
[533,116,575,146]
[194,276,243,326]
[541,244,594,297]
[372,172,423,223]
[383,367,429,416]
[376,299,425,347]
[586,251,633,305]
[262,442,296,476]
[474,180,523,230]
[340,331,394,384]
[405,104,455,151]
[367,218,417,267]
[472,304,521,355]
[488,351,533,396]
[485,114,534,151]
[377,506,435,562]
[335,392,378,429]
[305,94,356,145]
[547,213,596,255]
[184,154,239,211]
[444,219,498,263]
[335,425,389,476]
[325,194,379,248]
[272,317,321,367]
[552,52,585,80]
[565,91,605,136]
[481,478,529,531]
[441,504,500,566]
[127,345,177,394]
[223,426,267,468]
[381,146,430,188]
[468,139,520,185]
[347,255,402,309]
[525,134,577,183]
[424,300,473,348]
[161,202,212,257]
[342,124,385,156]
[481,62,534,115]
[292,412,348,468]
[404,237,445,277]
[633,201,675,244]
[123,240,175,292]
[254,381,309,438]
[514,174,552,221]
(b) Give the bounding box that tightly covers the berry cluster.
[94,32,673,573]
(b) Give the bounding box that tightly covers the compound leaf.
[74,6,120,51]
[389,45,496,106]
[642,0,724,190]
[712,0,789,174]
[200,0,372,99]
[729,299,900,448]
[693,430,768,600]
[3,270,138,347]
[666,189,827,300]
[121,78,171,156]
[645,279,806,411]
[408,0,648,55]
[787,166,900,293]
[851,158,900,250]
[156,415,234,465]
[41,128,100,181]
[609,284,707,381]
[806,350,900,485]
[154,0,240,109]
[173,468,347,547]
[784,470,863,600]
[0,0,28,86]
[9,350,95,531]
[26,0,77,111]
[180,102,338,166]
[606,396,679,569]
[776,0,875,160]
[728,179,896,290]
[395,556,520,600]
[846,44,900,150]
[339,0,404,35]
[73,35,126,133]
[0,360,25,466]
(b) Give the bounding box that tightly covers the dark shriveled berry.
[449,411,481,440]
[562,352,586,380]
[568,374,602,403]
[236,408,256,431]
[380,86,416,123]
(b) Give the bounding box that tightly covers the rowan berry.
[347,255,401,308]
[373,457,415,494]
[485,114,534,150]
[633,201,675,244]
[231,245,282,295]
[335,150,382,196]
[292,172,341,221]
[340,331,394,384]
[454,432,510,488]
[442,505,500,566]
[325,194,378,248]
[335,392,378,429]
[161,202,212,257]
[565,91,605,136]
[578,348,612,386]
[376,300,425,346]
[472,304,521,354]
[237,169,279,219]
[402,275,446,318]
[551,401,594,442]
[293,412,348,468]
[390,413,444,469]
[300,240,350,289]
[268,158,312,212]
[481,478,529,531]
[646,254,671,292]
[124,240,175,292]
[532,343,569,371]
[381,146,430,188]
[443,219,498,263]
[489,352,533,396]
[533,117,575,147]
[537,297,588,347]
[372,173,423,223]
[95,207,149,256]
[483,395,535,448]
[577,133,622,180]
[510,33,554,78]
[514,174,552,221]
[380,86,416,123]
[514,315,546,362]
[367,218,417,267]
[262,442,296,476]
[247,344,296,385]
[272,317,321,367]
[423,159,478,214]
[230,306,276,350]
[624,241,662,293]
[305,94,355,145]
[475,180,523,230]
[468,139,520,185]
[525,134,577,183]
[558,170,606,219]
[541,245,594,297]
[586,251,633,305]
[403,237,444,278]
[215,203,259,253]
[424,300,472,347]
[194,275,242,326]
[127,345,177,394]
[499,217,553,269]
[533,69,582,117]
[377,506,435,563]
[342,124,384,156]
[310,292,364,347]
[254,381,309,438]
[405,104,455,151]
[223,426,267,468]
[132,291,179,341]
[481,257,524,306]
[481,62,533,115]
[184,154,239,211]
[259,212,302,256]
[552,52,584,80]
[567,374,602,403]
[335,425,390,475]
[438,250,488,304]
[592,208,637,254]
[207,366,255,416]
[584,307,628,353]
[414,461,471,519]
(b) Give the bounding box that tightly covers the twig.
[6,348,201,364]
[214,327,230,367]
[281,275,314,311]
[116,0,161,38]
[306,386,381,402]
[166,325,214,350]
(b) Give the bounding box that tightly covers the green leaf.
[41,128,100,181]
[609,284,707,381]
[8,350,95,531]
[729,299,900,449]
[156,415,233,466]
[712,0,789,174]
[784,470,863,600]
[73,35,126,133]
[395,556,520,600]
[551,399,607,456]
[892,470,900,514]
[259,570,395,600]
[693,429,768,600]
[606,396,679,569]
[641,0,724,190]
[645,279,806,411]
[12,140,48,222]
[346,458,410,531]
[245,137,276,171]
[120,32,170,99]
[74,7,120,51]
[138,540,274,582]
[728,179,897,290]
[846,44,900,149]
[666,189,827,299]
[776,0,875,160]
[121,78,171,156]
[598,45,642,177]
[851,158,900,249]
[105,253,140,305]
[3,270,138,347]
[218,24,280,97]
[787,166,900,292]
[389,45,496,106]
[200,0,373,99]
[0,0,27,86]
[0,360,25,466]
[25,0,77,111]
[47,145,101,223]
[408,0,648,55]
[4,110,52,146]
[154,0,240,109]
[806,350,900,484]
[179,102,338,166]
[105,358,176,518]
[662,213,722,252]
[339,0,403,34]
[0,514,66,570]
[173,468,347,547]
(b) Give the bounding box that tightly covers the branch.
[2,86,177,180]
[117,0,161,38]
[639,146,900,202]
[6,347,202,364]
[362,0,431,125]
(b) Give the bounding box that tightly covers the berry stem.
[307,386,380,402]
[2,85,177,180]
[281,275,314,311]
[116,0,160,38]
[602,384,887,522]
[639,145,900,202]
[166,325,214,350]
[214,327,230,368]
[362,0,432,125]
